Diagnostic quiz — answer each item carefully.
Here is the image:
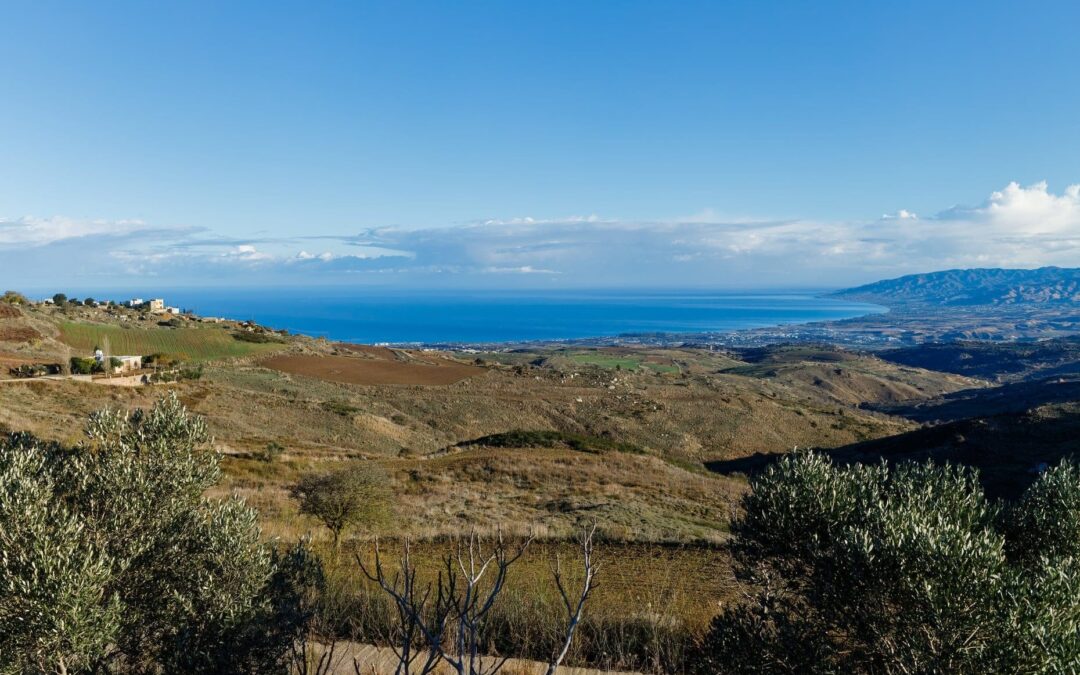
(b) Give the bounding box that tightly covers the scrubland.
[0,301,995,672]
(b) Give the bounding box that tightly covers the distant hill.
[833,266,1080,306]
[826,402,1080,499]
[877,337,1080,382]
[708,399,1080,500]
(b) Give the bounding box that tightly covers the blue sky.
[2,1,1080,290]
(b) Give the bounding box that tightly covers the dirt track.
[262,354,484,386]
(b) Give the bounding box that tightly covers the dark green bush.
[261,441,285,463]
[233,330,285,344]
[457,429,644,454]
[69,357,102,375]
[8,363,59,378]
[144,353,181,367]
[691,452,1080,673]
[322,400,361,417]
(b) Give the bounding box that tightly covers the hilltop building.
[113,356,143,373]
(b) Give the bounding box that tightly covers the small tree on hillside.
[291,464,391,548]
[51,293,67,306]
[261,441,286,463]
[1,290,28,305]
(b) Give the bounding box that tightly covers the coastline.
[82,288,889,349]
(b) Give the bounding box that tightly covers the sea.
[84,288,886,345]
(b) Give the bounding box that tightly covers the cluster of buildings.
[38,295,185,315]
[123,298,181,315]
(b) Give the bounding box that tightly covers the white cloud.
[5,181,1080,287]
[941,180,1080,234]
[480,265,560,275]
[223,244,272,262]
[882,209,918,220]
[294,250,336,262]
[864,181,1080,270]
[0,216,148,247]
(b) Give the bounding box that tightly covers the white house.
[148,299,165,312]
[113,356,143,373]
[126,298,144,307]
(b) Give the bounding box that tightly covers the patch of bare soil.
[0,304,22,319]
[263,354,484,386]
[0,352,35,371]
[334,343,398,360]
[0,326,42,343]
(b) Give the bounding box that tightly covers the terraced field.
[59,322,286,361]
[263,353,485,385]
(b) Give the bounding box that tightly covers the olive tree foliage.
[693,452,1080,674]
[0,394,321,675]
[292,463,391,548]
[0,448,120,675]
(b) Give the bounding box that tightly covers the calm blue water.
[128,288,885,344]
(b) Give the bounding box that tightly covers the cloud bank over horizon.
[4,181,1080,292]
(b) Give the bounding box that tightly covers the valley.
[3,280,1080,672]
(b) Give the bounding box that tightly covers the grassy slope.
[0,334,997,671]
[0,330,979,545]
[58,321,285,361]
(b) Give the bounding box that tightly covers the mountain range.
[834,266,1080,306]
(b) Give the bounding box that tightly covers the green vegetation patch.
[457,429,645,454]
[322,400,361,417]
[567,353,643,370]
[59,322,286,362]
[232,330,287,344]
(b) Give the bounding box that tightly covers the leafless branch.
[356,529,594,675]
[545,523,599,675]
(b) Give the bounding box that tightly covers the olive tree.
[292,463,391,548]
[0,449,120,675]
[0,394,320,674]
[692,452,1080,674]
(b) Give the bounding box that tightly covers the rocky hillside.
[834,266,1080,306]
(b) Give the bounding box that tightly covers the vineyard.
[59,322,287,361]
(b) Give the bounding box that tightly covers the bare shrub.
[355,527,598,675]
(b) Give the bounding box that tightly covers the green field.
[59,322,286,362]
[568,352,680,373]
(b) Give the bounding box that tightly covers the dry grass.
[2,341,973,543]
[218,446,739,545]
[312,537,734,673]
